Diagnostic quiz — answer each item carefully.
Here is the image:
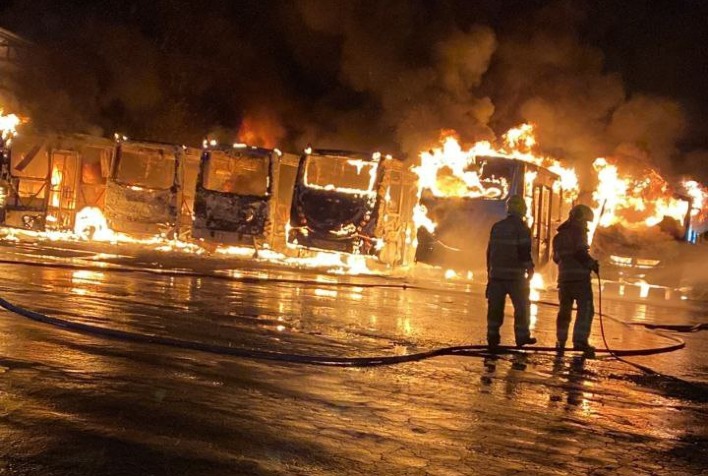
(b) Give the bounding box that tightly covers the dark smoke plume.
[1,0,706,185]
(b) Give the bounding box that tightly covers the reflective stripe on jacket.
[486,214,534,280]
[552,218,595,282]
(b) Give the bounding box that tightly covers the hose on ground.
[594,272,702,391]
[0,292,685,367]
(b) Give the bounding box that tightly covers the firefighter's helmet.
[570,204,595,222]
[507,195,527,217]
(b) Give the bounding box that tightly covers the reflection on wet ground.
[0,243,706,475]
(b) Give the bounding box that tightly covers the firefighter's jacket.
[552,219,596,283]
[486,214,534,280]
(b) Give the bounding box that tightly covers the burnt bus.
[288,149,418,265]
[192,144,285,248]
[415,155,572,272]
[0,132,114,230]
[178,149,201,238]
[105,139,201,237]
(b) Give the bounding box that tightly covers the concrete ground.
[0,239,705,475]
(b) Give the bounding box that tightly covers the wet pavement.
[0,240,706,475]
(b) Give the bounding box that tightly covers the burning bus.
[0,132,114,231]
[192,143,294,249]
[589,159,708,298]
[414,154,574,273]
[104,138,201,237]
[287,148,419,265]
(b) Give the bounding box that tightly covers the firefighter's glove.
[590,260,600,274]
[526,267,535,280]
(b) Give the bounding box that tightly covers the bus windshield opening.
[204,152,269,196]
[432,156,514,200]
[116,148,175,190]
[304,155,378,193]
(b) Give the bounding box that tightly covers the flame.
[49,166,63,208]
[413,133,509,199]
[0,108,22,144]
[216,246,377,275]
[7,107,702,282]
[529,273,545,302]
[683,180,706,217]
[74,207,116,241]
[503,123,536,150]
[524,170,537,228]
[414,124,578,198]
[413,204,436,233]
[528,272,546,331]
[444,269,458,280]
[591,158,704,234]
[237,112,286,149]
[302,156,380,196]
[412,123,579,236]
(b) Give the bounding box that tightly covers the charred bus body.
[104,140,201,237]
[192,145,291,248]
[415,156,572,272]
[288,149,418,265]
[0,132,114,230]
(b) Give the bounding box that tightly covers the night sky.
[1,0,706,181]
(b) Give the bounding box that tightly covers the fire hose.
[0,295,686,367]
[0,263,688,369]
[594,270,687,378]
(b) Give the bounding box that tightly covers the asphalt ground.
[0,239,705,475]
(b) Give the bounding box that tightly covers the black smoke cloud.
[1,0,706,182]
[293,0,497,155]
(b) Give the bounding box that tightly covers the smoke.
[293,0,497,156]
[237,109,287,149]
[1,0,705,185]
[479,1,696,191]
[0,90,19,114]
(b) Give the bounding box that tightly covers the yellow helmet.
[570,204,595,222]
[507,195,527,217]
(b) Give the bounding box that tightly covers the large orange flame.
[591,157,705,233]
[412,124,579,232]
[237,112,286,149]
[0,108,21,143]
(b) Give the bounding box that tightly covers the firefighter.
[552,204,600,354]
[486,195,537,349]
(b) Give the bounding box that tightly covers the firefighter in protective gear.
[552,204,600,354]
[485,195,537,349]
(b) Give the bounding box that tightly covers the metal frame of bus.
[192,144,284,249]
[288,149,418,266]
[104,139,201,237]
[415,156,573,272]
[0,132,114,231]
